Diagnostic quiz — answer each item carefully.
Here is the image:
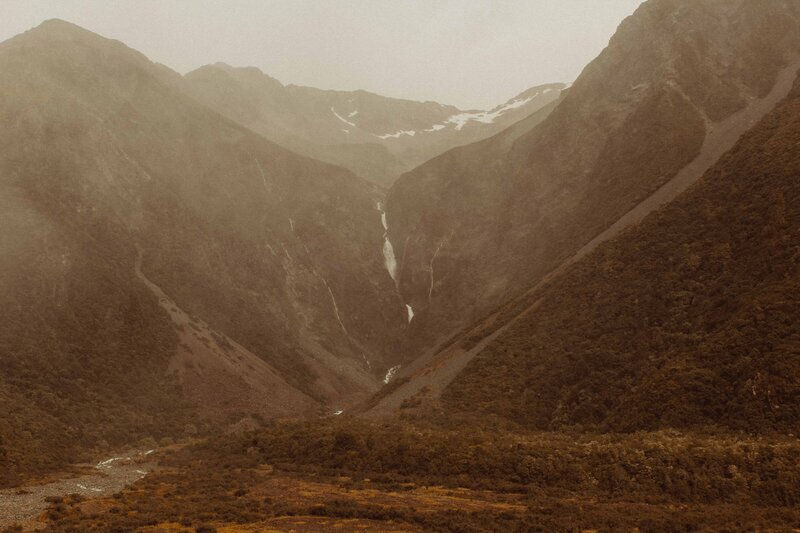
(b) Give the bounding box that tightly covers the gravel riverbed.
[0,450,156,530]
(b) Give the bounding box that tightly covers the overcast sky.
[2,0,644,110]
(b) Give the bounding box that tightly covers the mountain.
[365,0,800,430]
[437,61,800,433]
[7,3,800,531]
[182,63,565,186]
[0,19,406,484]
[384,0,800,360]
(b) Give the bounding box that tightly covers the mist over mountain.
[181,63,564,186]
[0,18,405,483]
[386,0,800,357]
[2,2,800,531]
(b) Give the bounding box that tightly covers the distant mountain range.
[181,63,565,185]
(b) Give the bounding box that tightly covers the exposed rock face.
[182,63,564,186]
[386,0,800,358]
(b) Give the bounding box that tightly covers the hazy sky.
[2,0,644,110]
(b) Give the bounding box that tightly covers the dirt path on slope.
[364,56,800,419]
[0,450,156,530]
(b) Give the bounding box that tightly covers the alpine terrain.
[182,64,564,186]
[2,1,800,531]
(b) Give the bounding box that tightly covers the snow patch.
[333,409,344,416]
[445,95,534,130]
[348,110,359,118]
[406,304,415,323]
[377,130,416,139]
[341,128,350,134]
[376,94,539,138]
[383,365,401,384]
[331,107,356,127]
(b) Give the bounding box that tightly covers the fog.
[2,0,642,110]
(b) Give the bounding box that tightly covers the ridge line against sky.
[2,0,644,110]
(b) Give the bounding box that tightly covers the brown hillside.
[0,19,404,485]
[443,69,800,433]
[387,0,800,358]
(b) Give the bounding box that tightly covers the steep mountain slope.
[0,20,404,484]
[365,42,800,421]
[438,67,800,433]
[386,0,800,358]
[182,63,565,185]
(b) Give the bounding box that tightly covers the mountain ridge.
[385,0,800,362]
[182,61,565,185]
[364,52,800,420]
[0,17,405,484]
[438,64,800,432]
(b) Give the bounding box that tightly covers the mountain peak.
[4,18,161,77]
[188,62,284,90]
[6,18,137,58]
[25,18,101,40]
[36,18,81,29]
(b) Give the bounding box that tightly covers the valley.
[2,0,800,531]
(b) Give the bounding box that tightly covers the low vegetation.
[34,419,800,531]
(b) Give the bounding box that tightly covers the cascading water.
[383,365,401,384]
[377,201,398,281]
